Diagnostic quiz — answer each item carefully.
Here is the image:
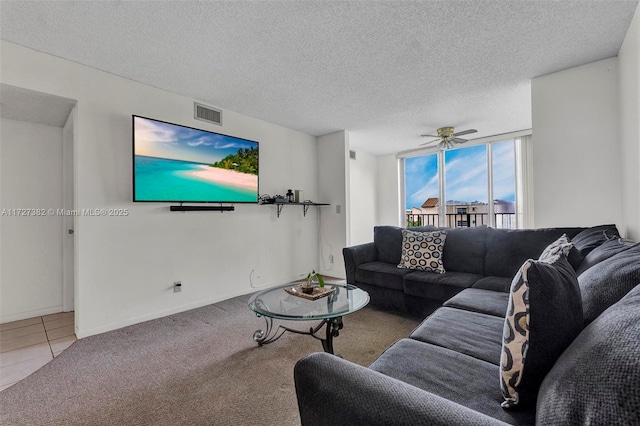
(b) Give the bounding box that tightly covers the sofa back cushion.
[372,225,439,266]
[575,238,638,276]
[571,224,620,258]
[405,226,488,274]
[485,227,584,278]
[441,226,488,275]
[578,244,640,325]
[374,226,405,264]
[536,284,640,425]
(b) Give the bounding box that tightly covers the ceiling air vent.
[194,102,222,126]
[349,150,356,160]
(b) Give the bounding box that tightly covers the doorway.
[0,84,77,323]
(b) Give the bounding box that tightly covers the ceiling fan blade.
[452,129,477,137]
[419,138,441,146]
[420,134,439,138]
[452,138,469,144]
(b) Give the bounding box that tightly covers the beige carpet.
[0,293,420,425]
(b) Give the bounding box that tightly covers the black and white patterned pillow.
[539,234,573,261]
[397,229,446,273]
[500,253,583,409]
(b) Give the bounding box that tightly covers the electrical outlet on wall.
[329,254,334,264]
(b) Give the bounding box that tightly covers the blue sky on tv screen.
[134,116,257,165]
[405,141,515,210]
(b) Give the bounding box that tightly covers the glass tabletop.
[248,283,369,320]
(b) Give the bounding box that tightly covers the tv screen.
[133,116,259,203]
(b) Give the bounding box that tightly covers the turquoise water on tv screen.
[134,156,257,202]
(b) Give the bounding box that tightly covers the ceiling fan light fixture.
[419,126,477,149]
[437,127,454,139]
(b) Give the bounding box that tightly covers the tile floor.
[0,312,76,391]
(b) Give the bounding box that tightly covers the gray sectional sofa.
[342,225,597,316]
[294,225,640,425]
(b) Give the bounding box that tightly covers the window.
[445,144,489,227]
[403,135,530,229]
[405,152,439,227]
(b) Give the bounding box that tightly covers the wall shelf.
[264,201,330,218]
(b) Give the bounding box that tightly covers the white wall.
[1,41,321,337]
[1,118,64,322]
[317,131,348,279]
[348,149,377,245]
[619,5,640,241]
[531,58,622,228]
[377,154,401,226]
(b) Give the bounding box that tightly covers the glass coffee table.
[248,283,369,354]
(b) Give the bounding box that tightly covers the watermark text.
[1,208,129,217]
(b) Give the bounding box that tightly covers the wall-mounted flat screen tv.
[133,115,259,203]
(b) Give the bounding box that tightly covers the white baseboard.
[1,305,64,324]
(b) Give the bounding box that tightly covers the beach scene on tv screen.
[134,116,258,202]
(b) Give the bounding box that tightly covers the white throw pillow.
[397,229,446,273]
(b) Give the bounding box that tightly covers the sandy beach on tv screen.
[191,165,257,190]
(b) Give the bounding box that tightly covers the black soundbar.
[170,205,235,212]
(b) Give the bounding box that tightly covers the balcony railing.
[406,213,516,229]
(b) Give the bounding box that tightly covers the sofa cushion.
[565,224,620,269]
[536,284,640,425]
[409,225,440,233]
[571,224,620,257]
[353,282,408,313]
[500,255,583,409]
[373,225,438,264]
[472,276,512,293]
[485,227,584,278]
[398,229,446,273]
[578,244,640,325]
[403,271,483,302]
[373,226,404,264]
[410,307,504,364]
[441,226,488,275]
[575,238,638,276]
[444,288,509,317]
[370,339,535,425]
[355,261,414,291]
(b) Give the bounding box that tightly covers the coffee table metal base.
[252,314,344,354]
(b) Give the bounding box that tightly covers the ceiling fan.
[420,126,478,150]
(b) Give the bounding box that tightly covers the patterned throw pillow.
[539,234,573,261]
[397,229,446,273]
[500,254,583,409]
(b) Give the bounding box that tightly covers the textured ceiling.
[0,84,76,127]
[1,1,638,155]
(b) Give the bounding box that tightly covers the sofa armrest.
[294,352,509,426]
[343,242,377,284]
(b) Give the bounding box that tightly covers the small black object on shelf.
[286,189,294,203]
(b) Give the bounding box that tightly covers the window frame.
[398,130,532,229]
